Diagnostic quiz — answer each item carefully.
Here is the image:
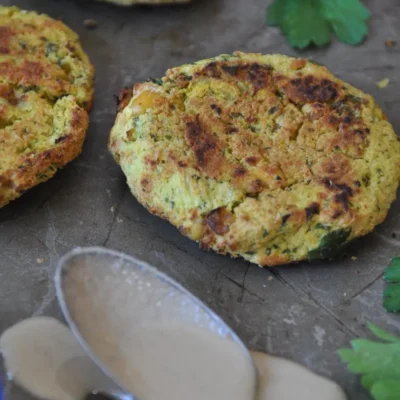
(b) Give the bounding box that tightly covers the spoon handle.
[87,392,135,400]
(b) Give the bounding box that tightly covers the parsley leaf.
[368,324,400,343]
[384,285,400,313]
[266,0,371,49]
[322,0,371,45]
[338,324,400,400]
[371,381,400,400]
[384,257,400,282]
[266,0,286,26]
[383,257,400,312]
[307,228,351,261]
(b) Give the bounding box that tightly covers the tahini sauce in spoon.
[0,319,347,400]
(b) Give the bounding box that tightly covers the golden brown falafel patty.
[109,52,400,266]
[0,6,94,208]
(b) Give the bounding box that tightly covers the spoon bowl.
[55,246,258,400]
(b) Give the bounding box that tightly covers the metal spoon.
[55,246,258,400]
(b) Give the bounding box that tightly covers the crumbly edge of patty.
[109,52,400,266]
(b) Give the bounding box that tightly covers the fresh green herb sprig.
[384,257,400,312]
[339,324,400,400]
[267,0,371,49]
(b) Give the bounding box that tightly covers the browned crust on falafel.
[110,52,400,266]
[0,106,88,207]
[0,6,94,207]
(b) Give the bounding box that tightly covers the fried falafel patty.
[0,6,94,208]
[109,52,400,266]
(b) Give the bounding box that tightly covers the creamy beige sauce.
[0,317,121,400]
[59,253,257,400]
[1,318,255,400]
[0,318,347,400]
[251,351,347,400]
[91,323,255,400]
[0,255,345,400]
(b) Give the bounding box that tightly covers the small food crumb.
[385,40,397,48]
[290,59,306,70]
[36,258,44,264]
[110,206,115,213]
[117,217,123,223]
[351,256,358,261]
[268,276,273,281]
[84,19,98,29]
[376,78,390,89]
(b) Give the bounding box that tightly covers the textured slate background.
[0,1,399,399]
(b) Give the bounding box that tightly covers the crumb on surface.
[385,40,397,48]
[377,78,390,89]
[84,19,98,29]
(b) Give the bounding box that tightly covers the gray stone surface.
[1,0,399,399]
